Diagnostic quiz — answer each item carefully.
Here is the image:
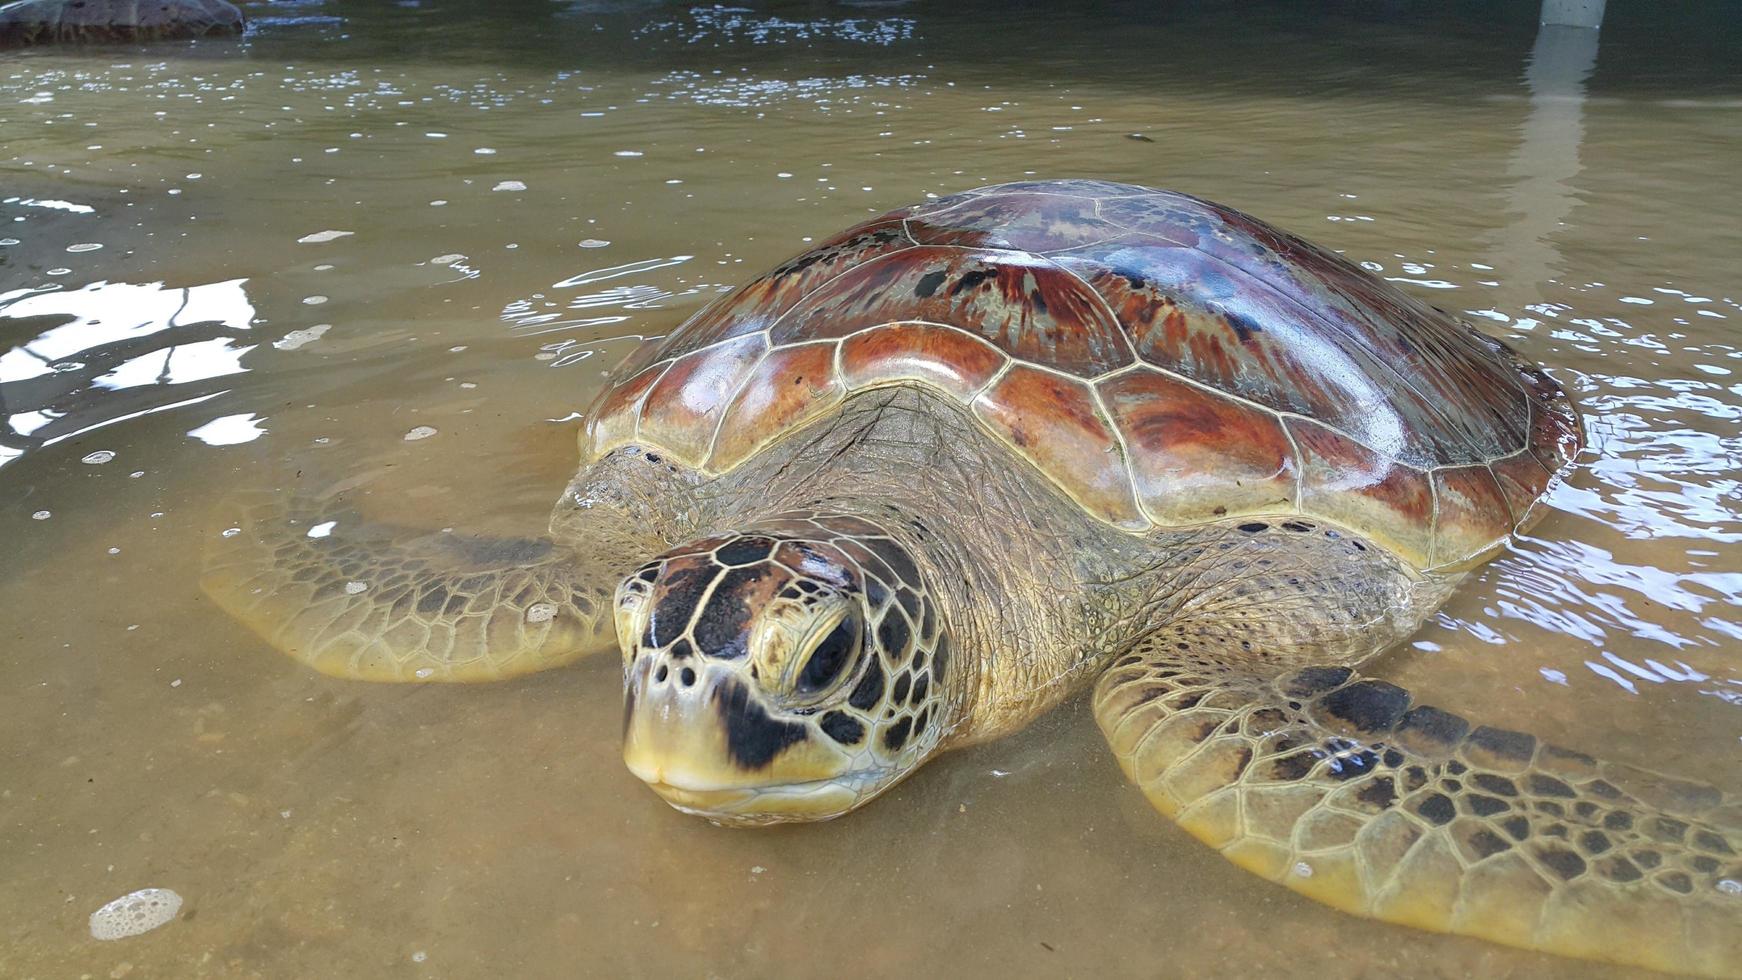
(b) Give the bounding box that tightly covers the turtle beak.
[621,657,857,825]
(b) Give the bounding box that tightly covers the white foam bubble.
[89,888,182,940]
[403,426,438,441]
[81,450,116,464]
[525,602,557,624]
[274,324,330,351]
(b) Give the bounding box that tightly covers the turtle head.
[614,515,952,826]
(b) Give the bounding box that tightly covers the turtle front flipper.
[1093,636,1742,977]
[203,493,622,682]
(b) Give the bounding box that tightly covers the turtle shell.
[583,180,1582,571]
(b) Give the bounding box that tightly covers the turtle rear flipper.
[1094,635,1742,977]
[203,493,619,682]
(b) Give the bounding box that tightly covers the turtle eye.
[794,614,859,697]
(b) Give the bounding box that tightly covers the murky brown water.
[3,1,1740,976]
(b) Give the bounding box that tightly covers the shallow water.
[2,1,1740,976]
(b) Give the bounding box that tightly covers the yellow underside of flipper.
[1094,646,1742,978]
[202,494,616,682]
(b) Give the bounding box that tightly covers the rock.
[0,0,244,46]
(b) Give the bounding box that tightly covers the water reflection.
[1486,1,1601,312]
[502,254,698,367]
[0,278,256,465]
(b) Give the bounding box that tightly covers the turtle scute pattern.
[584,179,1582,571]
[1096,643,1742,977]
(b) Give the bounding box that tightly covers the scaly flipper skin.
[1094,634,1742,977]
[202,493,621,682]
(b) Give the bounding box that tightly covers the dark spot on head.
[1579,831,1612,855]
[646,562,714,647]
[1574,801,1599,819]
[1691,855,1720,874]
[912,672,930,703]
[1415,793,1456,826]
[819,710,865,745]
[882,716,913,752]
[891,672,911,706]
[1281,520,1313,532]
[913,706,930,737]
[1318,680,1410,734]
[643,453,662,464]
[848,657,885,710]
[1587,779,1622,799]
[1392,705,1471,754]
[715,536,775,566]
[714,679,808,769]
[680,667,696,686]
[1633,849,1661,869]
[865,539,922,588]
[691,565,774,660]
[1603,810,1634,832]
[668,638,695,661]
[1402,766,1429,792]
[876,612,913,665]
[1238,521,1269,533]
[1501,815,1530,841]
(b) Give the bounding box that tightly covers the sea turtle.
[204,180,1742,976]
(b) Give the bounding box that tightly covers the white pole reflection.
[1489,0,1605,312]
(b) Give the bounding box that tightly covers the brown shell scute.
[584,181,1583,570]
